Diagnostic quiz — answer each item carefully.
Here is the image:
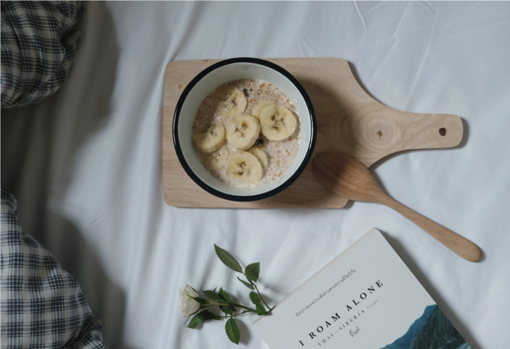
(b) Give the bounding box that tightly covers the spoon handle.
[379,196,482,262]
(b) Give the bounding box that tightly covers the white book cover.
[253,228,471,349]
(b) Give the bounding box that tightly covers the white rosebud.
[179,284,200,317]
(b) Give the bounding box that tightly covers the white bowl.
[173,58,316,202]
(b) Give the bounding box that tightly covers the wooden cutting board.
[162,58,463,208]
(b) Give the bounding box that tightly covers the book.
[253,228,471,349]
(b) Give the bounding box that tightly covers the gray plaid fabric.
[1,188,106,349]
[1,1,86,109]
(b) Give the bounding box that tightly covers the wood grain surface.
[162,58,463,208]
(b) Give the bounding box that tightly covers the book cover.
[253,228,471,349]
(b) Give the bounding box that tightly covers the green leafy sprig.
[183,245,274,344]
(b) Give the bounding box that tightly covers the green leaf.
[256,303,268,316]
[187,310,221,329]
[220,305,232,315]
[218,288,233,303]
[237,277,255,290]
[218,289,237,313]
[190,296,211,306]
[245,263,260,283]
[249,291,261,305]
[214,244,243,273]
[225,318,241,344]
[203,289,224,303]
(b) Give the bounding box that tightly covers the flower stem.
[209,300,257,313]
[219,310,252,320]
[233,303,257,313]
[250,281,273,312]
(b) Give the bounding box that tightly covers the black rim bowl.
[172,57,316,202]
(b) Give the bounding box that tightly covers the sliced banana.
[247,147,268,169]
[213,86,247,118]
[252,100,276,119]
[226,114,260,150]
[192,124,226,154]
[259,105,297,141]
[207,145,229,170]
[226,151,263,184]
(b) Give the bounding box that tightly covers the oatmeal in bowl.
[173,58,316,201]
[192,79,301,187]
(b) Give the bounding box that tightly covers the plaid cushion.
[1,188,106,349]
[1,1,86,109]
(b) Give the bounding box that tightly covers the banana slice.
[193,124,226,154]
[259,105,297,141]
[247,147,268,169]
[226,114,260,150]
[252,100,276,119]
[226,151,263,184]
[207,145,229,170]
[213,86,247,118]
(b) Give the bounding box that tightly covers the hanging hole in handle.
[439,128,447,136]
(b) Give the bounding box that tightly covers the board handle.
[337,103,464,166]
[395,110,464,152]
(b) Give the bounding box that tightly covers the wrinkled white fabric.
[2,2,510,348]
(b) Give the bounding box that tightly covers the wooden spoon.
[312,152,482,262]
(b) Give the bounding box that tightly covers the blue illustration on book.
[380,304,471,349]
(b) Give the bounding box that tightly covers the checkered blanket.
[1,1,86,109]
[1,188,106,348]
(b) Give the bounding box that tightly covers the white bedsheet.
[2,2,510,348]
